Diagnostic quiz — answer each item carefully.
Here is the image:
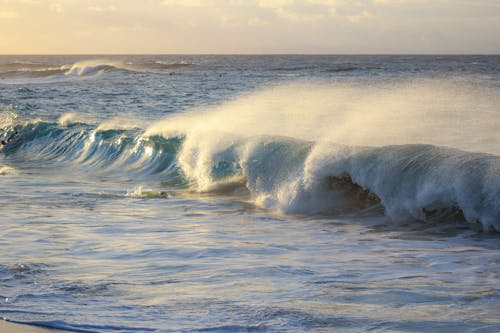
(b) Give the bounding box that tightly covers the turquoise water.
[1,55,499,332]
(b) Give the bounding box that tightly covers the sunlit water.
[0,55,499,332]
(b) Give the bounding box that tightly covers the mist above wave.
[147,79,499,153]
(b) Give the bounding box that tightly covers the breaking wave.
[174,134,499,231]
[1,115,499,231]
[2,79,499,231]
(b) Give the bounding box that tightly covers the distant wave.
[62,60,193,76]
[0,59,194,84]
[271,65,360,72]
[2,117,499,231]
[62,61,118,76]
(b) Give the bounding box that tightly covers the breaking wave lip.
[3,114,499,232]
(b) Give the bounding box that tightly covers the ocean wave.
[174,134,499,231]
[62,61,117,76]
[3,117,498,231]
[3,77,499,231]
[0,59,194,84]
[0,60,121,81]
[1,118,182,181]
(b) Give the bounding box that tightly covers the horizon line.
[1,53,499,56]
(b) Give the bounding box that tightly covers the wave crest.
[3,116,499,231]
[175,134,500,231]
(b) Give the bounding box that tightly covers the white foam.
[0,165,17,176]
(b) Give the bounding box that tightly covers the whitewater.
[1,55,499,332]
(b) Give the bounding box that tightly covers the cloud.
[3,0,500,54]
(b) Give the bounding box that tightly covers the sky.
[1,0,499,54]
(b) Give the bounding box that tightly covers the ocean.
[0,55,499,332]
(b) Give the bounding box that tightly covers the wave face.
[1,118,183,184]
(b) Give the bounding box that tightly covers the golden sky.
[1,0,499,54]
